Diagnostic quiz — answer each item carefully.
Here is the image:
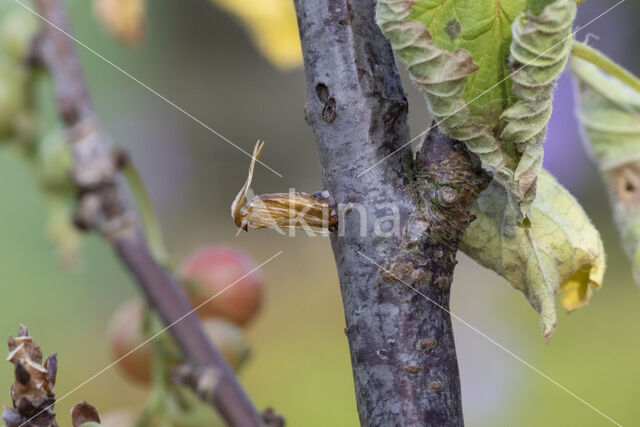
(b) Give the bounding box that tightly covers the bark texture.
[294,1,490,425]
[32,1,262,425]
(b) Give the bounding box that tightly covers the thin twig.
[31,1,262,425]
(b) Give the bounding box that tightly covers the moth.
[231,141,337,232]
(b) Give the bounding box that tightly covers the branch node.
[261,407,285,427]
[402,364,423,374]
[428,381,444,392]
[416,338,437,351]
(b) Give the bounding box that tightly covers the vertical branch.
[31,1,262,425]
[294,0,489,424]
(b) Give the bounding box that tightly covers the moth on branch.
[232,141,337,233]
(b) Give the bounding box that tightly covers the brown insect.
[231,141,337,232]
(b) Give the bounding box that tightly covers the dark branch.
[173,364,285,427]
[32,1,261,425]
[294,0,489,425]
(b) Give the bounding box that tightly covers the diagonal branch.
[31,1,262,425]
[294,0,489,424]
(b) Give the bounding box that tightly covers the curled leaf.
[209,0,302,69]
[232,141,336,232]
[460,171,605,339]
[94,0,146,45]
[502,0,576,211]
[377,0,576,222]
[571,56,640,284]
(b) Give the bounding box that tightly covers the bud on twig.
[3,326,102,427]
[70,401,101,427]
[3,325,57,427]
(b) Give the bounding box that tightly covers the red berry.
[202,318,250,370]
[107,299,152,384]
[179,245,263,326]
[108,300,252,385]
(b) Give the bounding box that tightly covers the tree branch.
[32,1,262,425]
[294,0,489,424]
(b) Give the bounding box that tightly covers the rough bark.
[294,1,490,425]
[32,1,262,426]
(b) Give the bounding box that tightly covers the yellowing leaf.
[571,56,640,284]
[378,1,598,337]
[94,0,146,44]
[377,0,576,222]
[460,171,605,339]
[210,0,302,70]
[571,57,640,171]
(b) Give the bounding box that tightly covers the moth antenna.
[583,32,600,45]
[231,141,266,227]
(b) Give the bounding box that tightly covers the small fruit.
[1,8,39,60]
[44,193,82,268]
[0,62,26,138]
[37,128,73,193]
[108,299,153,384]
[108,300,251,384]
[202,318,250,370]
[179,245,263,326]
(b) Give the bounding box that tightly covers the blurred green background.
[1,0,639,425]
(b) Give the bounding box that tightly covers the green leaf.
[502,0,575,210]
[570,57,640,171]
[377,0,576,221]
[377,1,597,337]
[460,171,605,339]
[570,56,640,284]
[408,0,530,127]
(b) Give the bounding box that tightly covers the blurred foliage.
[94,0,146,45]
[0,1,640,426]
[209,0,302,70]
